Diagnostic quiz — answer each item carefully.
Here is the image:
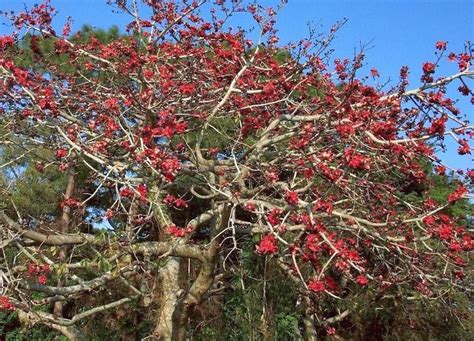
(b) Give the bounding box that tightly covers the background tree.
[0,1,472,340]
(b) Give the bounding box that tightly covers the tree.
[0,1,472,340]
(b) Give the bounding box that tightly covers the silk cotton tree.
[0,1,473,340]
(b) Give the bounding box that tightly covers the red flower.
[164,194,176,205]
[467,169,474,183]
[0,296,15,311]
[174,198,188,208]
[35,162,45,173]
[344,148,370,170]
[355,274,369,286]
[438,224,452,240]
[370,68,380,77]
[167,225,192,238]
[435,41,447,50]
[105,209,114,219]
[265,169,279,183]
[256,234,278,255]
[137,184,148,200]
[41,264,50,273]
[429,115,447,135]
[324,275,340,292]
[60,198,81,209]
[336,123,355,138]
[244,202,256,212]
[28,263,39,275]
[308,279,325,292]
[434,165,446,176]
[164,194,188,208]
[38,275,47,285]
[120,187,134,198]
[306,234,320,252]
[179,83,195,95]
[285,191,299,206]
[447,185,468,203]
[457,139,471,155]
[267,208,282,226]
[0,35,14,49]
[449,242,462,252]
[326,327,336,336]
[55,148,68,158]
[104,98,119,111]
[143,69,155,79]
[422,62,436,74]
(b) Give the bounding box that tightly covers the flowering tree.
[0,1,473,340]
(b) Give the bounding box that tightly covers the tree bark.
[153,257,182,340]
[54,167,75,317]
[303,314,318,341]
[152,205,230,340]
[17,310,85,341]
[303,296,318,341]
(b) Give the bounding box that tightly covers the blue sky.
[1,0,472,170]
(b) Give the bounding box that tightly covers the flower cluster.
[256,234,278,255]
[27,263,51,285]
[0,296,14,311]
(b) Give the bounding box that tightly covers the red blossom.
[356,274,369,286]
[256,234,278,255]
[306,234,320,252]
[447,185,468,203]
[344,148,370,170]
[167,225,192,238]
[285,191,299,206]
[27,263,50,279]
[58,163,69,172]
[164,194,188,208]
[0,296,15,311]
[55,148,68,158]
[336,123,355,138]
[35,162,45,173]
[137,184,148,200]
[265,169,279,183]
[324,275,340,292]
[467,170,474,183]
[105,209,114,219]
[457,139,471,155]
[120,187,134,198]
[435,165,446,176]
[179,83,195,95]
[244,202,256,212]
[429,115,447,135]
[370,68,380,77]
[0,35,15,49]
[60,198,81,209]
[267,208,282,226]
[435,40,447,50]
[104,98,119,112]
[308,279,325,292]
[422,62,436,74]
[38,275,47,285]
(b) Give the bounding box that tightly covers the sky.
[0,0,473,170]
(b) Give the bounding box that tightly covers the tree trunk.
[54,167,75,317]
[303,297,318,341]
[153,252,218,341]
[303,314,318,341]
[152,205,230,340]
[153,257,182,340]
